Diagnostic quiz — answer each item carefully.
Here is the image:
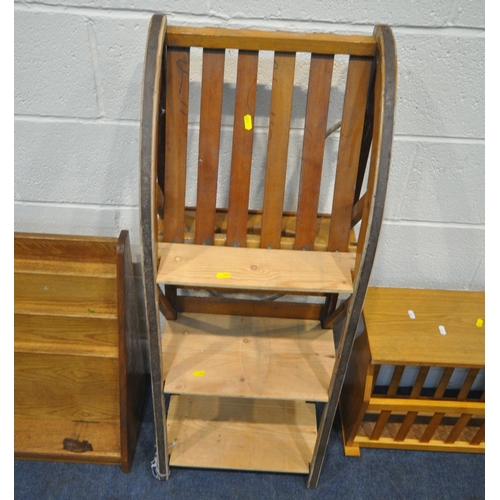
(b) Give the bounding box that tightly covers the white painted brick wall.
[14,0,485,299]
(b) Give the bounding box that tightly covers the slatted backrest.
[157,26,378,258]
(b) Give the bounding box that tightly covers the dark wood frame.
[139,14,396,488]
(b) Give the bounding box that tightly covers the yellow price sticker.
[216,272,231,279]
[244,114,253,130]
[476,318,484,327]
[193,371,206,377]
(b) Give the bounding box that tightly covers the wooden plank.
[162,313,335,402]
[164,46,190,243]
[294,54,334,250]
[387,365,405,396]
[339,328,374,449]
[167,395,317,473]
[166,26,377,56]
[157,242,355,293]
[195,48,226,245]
[328,57,372,252]
[420,413,445,443]
[444,414,472,444]
[177,296,323,320]
[14,258,116,278]
[363,288,485,368]
[226,50,259,247]
[369,411,391,441]
[352,435,484,454]
[15,352,120,423]
[14,313,118,358]
[139,12,170,480]
[15,272,117,318]
[457,368,480,401]
[116,230,147,473]
[433,367,454,399]
[470,422,485,445]
[15,417,121,465]
[367,398,484,416]
[410,366,430,398]
[394,412,418,442]
[14,233,117,264]
[260,52,296,249]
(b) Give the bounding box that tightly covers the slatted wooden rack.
[139,14,397,488]
[340,287,485,456]
[14,231,146,471]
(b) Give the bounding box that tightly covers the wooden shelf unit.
[339,287,485,456]
[14,232,146,471]
[139,14,397,489]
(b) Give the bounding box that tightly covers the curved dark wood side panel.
[139,13,170,480]
[307,24,397,489]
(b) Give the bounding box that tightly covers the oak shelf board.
[15,271,118,319]
[156,242,355,294]
[363,288,485,368]
[15,416,121,465]
[14,258,117,278]
[162,313,335,402]
[15,312,119,356]
[14,340,118,359]
[167,395,317,473]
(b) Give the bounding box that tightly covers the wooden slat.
[294,54,334,250]
[226,50,259,247]
[260,52,296,249]
[411,366,430,398]
[195,48,225,245]
[470,422,485,445]
[387,365,405,396]
[177,296,323,320]
[162,313,335,401]
[156,242,355,293]
[367,398,484,416]
[166,26,377,56]
[164,46,190,243]
[457,368,480,401]
[167,395,317,473]
[444,414,472,444]
[328,56,372,252]
[420,413,445,443]
[394,412,418,442]
[434,367,454,399]
[370,411,391,441]
[352,435,485,454]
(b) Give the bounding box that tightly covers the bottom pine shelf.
[166,395,317,473]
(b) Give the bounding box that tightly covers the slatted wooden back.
[141,21,396,326]
[157,27,376,253]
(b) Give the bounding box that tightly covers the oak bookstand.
[14,231,146,472]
